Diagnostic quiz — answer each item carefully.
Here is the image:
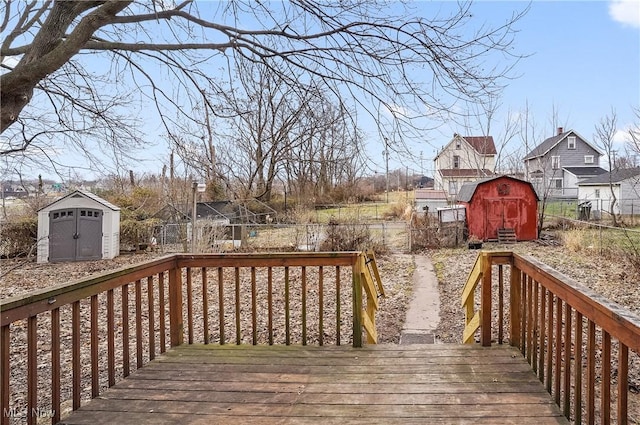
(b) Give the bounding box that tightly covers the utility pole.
[191,181,197,253]
[384,137,389,203]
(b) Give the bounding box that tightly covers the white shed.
[37,190,120,263]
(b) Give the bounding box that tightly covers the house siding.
[434,135,495,193]
[525,132,601,198]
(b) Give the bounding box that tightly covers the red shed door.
[484,198,520,240]
[503,199,520,231]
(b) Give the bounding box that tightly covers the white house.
[433,134,496,198]
[37,190,120,263]
[577,168,640,216]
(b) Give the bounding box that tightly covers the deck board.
[58,344,568,425]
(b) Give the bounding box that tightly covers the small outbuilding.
[457,176,539,242]
[37,190,120,263]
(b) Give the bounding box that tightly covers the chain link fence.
[152,221,411,254]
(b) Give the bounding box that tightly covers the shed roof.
[415,189,448,200]
[577,167,640,185]
[39,189,120,212]
[456,175,539,203]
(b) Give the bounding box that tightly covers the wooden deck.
[58,344,568,425]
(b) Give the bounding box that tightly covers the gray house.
[524,128,606,198]
[577,167,640,216]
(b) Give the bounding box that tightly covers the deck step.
[498,228,517,244]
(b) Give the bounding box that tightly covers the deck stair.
[497,227,516,244]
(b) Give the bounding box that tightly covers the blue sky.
[386,0,640,176]
[2,1,639,181]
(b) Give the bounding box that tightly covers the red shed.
[457,176,539,241]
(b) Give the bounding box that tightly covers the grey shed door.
[49,208,103,262]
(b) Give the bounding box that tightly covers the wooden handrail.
[1,251,382,425]
[462,250,640,423]
[353,250,385,345]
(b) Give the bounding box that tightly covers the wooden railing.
[1,251,384,425]
[461,250,640,423]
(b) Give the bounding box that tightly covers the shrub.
[119,218,163,250]
[382,199,413,220]
[0,216,38,258]
[319,219,389,255]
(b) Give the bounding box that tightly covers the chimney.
[557,127,564,135]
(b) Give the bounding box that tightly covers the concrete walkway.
[400,254,441,344]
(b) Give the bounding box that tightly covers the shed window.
[568,136,576,150]
[81,210,86,216]
[584,155,594,164]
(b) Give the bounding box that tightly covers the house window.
[455,139,461,149]
[584,155,594,164]
[595,189,600,198]
[551,178,562,189]
[568,136,576,150]
[448,181,458,195]
[551,156,560,170]
[453,155,460,169]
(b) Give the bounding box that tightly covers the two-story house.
[523,128,606,198]
[433,134,496,197]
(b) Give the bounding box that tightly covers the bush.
[0,216,38,258]
[320,218,389,255]
[382,200,413,220]
[119,218,163,251]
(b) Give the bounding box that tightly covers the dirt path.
[400,254,440,344]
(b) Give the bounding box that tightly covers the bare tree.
[626,107,640,161]
[1,0,527,176]
[594,109,620,226]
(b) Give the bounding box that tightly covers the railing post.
[480,252,492,347]
[169,265,184,347]
[352,257,363,348]
[510,262,522,348]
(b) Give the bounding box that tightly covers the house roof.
[523,129,602,160]
[196,201,237,220]
[439,169,494,178]
[415,189,448,200]
[563,167,608,177]
[434,134,496,160]
[463,136,497,155]
[456,175,539,203]
[152,204,190,221]
[39,189,120,212]
[577,167,640,185]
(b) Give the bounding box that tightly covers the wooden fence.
[1,251,384,425]
[462,250,640,424]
